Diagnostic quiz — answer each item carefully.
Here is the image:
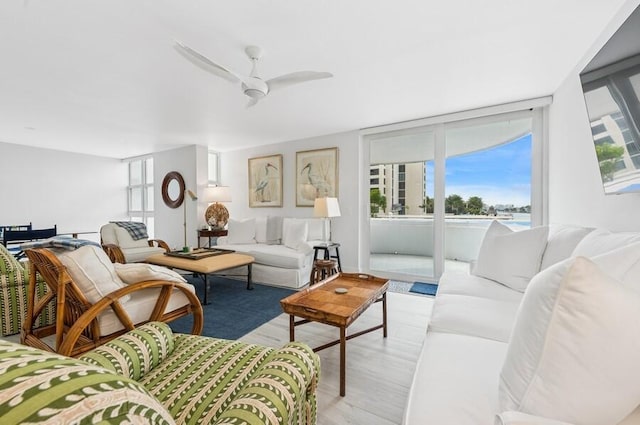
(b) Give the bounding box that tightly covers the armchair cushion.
[57,245,130,304]
[114,262,187,284]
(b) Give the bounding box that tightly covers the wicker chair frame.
[102,239,170,264]
[22,248,203,357]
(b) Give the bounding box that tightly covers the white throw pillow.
[58,245,130,304]
[113,263,187,284]
[226,218,257,245]
[283,220,309,251]
[540,225,593,270]
[254,216,268,244]
[571,228,640,258]
[499,257,640,425]
[472,221,549,292]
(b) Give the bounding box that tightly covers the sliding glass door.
[364,108,540,282]
[368,129,435,279]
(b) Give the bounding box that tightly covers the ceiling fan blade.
[174,40,245,84]
[266,71,333,92]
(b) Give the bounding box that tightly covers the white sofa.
[215,216,328,289]
[404,223,640,425]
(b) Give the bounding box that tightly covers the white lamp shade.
[204,186,232,203]
[314,197,341,218]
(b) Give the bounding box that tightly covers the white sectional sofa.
[215,216,327,289]
[404,222,640,425]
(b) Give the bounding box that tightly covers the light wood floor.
[240,292,434,425]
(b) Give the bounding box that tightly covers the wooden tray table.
[280,273,389,396]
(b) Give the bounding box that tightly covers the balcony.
[369,214,530,279]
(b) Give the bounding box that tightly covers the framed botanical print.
[248,154,283,207]
[295,147,339,207]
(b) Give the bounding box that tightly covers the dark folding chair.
[3,225,57,259]
[0,223,32,245]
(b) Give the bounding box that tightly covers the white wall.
[548,0,640,231]
[153,144,209,250]
[221,131,360,271]
[0,142,127,240]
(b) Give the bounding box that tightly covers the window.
[127,157,154,236]
[208,151,220,184]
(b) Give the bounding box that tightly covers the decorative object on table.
[183,188,198,251]
[203,186,231,228]
[161,171,185,209]
[165,247,235,260]
[313,196,341,242]
[248,154,283,207]
[175,41,333,108]
[296,147,338,206]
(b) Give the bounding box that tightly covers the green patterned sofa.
[0,243,54,336]
[0,321,320,424]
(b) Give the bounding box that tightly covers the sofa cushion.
[473,221,549,292]
[249,244,310,269]
[495,412,574,425]
[540,225,593,270]
[100,222,119,245]
[80,321,176,381]
[428,293,521,342]
[226,218,257,244]
[437,270,524,303]
[499,257,640,425]
[403,331,508,425]
[571,228,640,258]
[114,262,187,284]
[0,340,175,425]
[57,245,130,304]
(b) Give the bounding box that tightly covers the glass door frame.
[359,98,550,282]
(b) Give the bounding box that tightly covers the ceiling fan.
[174,41,333,107]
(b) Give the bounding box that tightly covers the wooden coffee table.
[280,273,389,396]
[146,252,255,305]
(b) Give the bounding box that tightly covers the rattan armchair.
[100,222,170,263]
[22,247,203,357]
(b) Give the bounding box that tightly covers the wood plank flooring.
[240,292,434,425]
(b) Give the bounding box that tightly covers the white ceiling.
[0,0,630,159]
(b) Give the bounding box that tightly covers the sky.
[426,134,532,207]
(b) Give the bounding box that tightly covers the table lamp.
[313,197,341,243]
[204,186,231,229]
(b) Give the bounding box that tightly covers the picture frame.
[296,147,339,207]
[248,154,283,207]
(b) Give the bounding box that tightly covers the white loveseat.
[215,216,328,289]
[404,222,640,425]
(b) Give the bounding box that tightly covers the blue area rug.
[409,281,438,296]
[170,275,295,340]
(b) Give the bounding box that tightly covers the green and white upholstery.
[0,244,54,336]
[0,339,175,424]
[80,322,321,425]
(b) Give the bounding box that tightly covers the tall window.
[208,151,220,184]
[127,157,154,237]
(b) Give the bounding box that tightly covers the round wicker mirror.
[161,171,185,209]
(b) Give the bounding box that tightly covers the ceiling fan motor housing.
[242,77,269,98]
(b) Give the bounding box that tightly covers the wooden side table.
[197,228,228,248]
